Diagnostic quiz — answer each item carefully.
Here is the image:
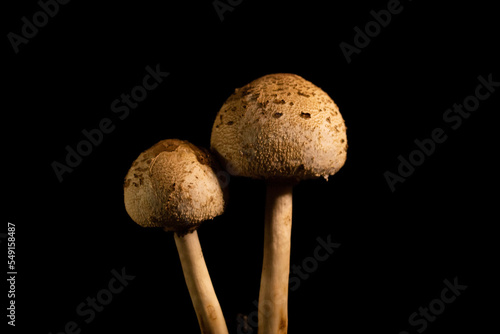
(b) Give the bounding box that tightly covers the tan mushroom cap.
[124,139,225,234]
[210,73,348,181]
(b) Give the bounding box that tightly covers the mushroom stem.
[174,230,229,334]
[258,182,293,334]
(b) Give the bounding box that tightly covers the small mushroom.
[211,74,347,333]
[124,139,228,334]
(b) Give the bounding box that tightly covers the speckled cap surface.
[124,139,225,233]
[210,73,348,181]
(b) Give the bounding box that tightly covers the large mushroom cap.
[124,139,225,234]
[210,73,348,181]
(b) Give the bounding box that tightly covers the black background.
[3,0,498,333]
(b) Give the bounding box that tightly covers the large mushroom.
[124,139,229,334]
[211,73,347,333]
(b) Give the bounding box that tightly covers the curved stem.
[258,183,293,334]
[174,230,229,334]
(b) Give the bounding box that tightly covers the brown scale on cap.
[124,139,225,235]
[210,73,348,182]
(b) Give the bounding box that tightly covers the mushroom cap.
[210,73,347,181]
[124,139,225,233]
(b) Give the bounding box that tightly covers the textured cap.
[124,139,225,233]
[210,73,347,181]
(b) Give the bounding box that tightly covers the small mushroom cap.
[210,73,347,181]
[124,139,225,233]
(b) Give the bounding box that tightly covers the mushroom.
[210,73,347,333]
[124,139,229,334]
